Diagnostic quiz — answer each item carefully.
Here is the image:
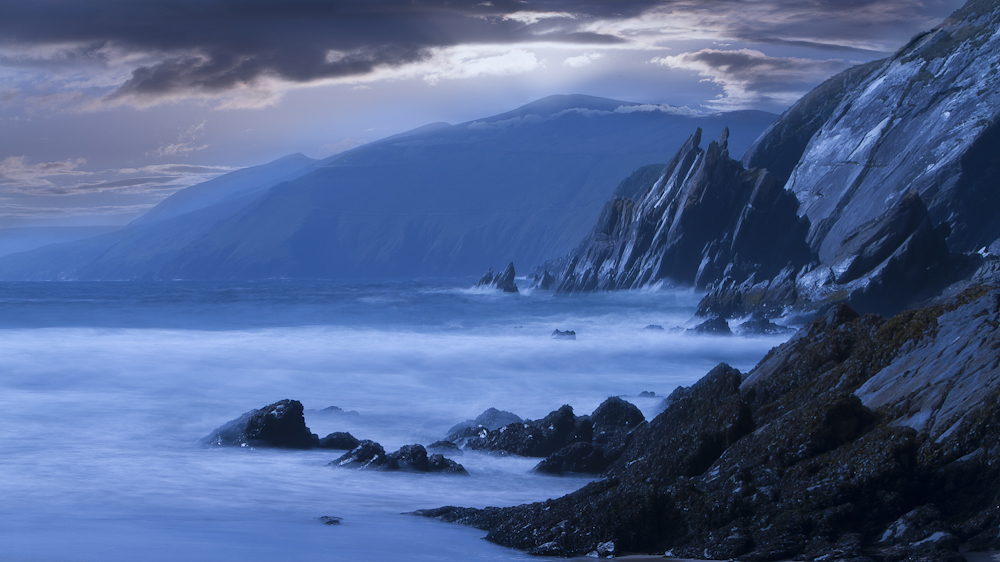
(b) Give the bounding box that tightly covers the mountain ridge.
[0,95,776,281]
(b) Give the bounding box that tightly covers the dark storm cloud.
[0,0,651,101]
[654,47,853,108]
[0,0,961,105]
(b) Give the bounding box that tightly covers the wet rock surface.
[448,398,645,475]
[689,316,731,335]
[332,442,467,474]
[417,287,1000,561]
[446,407,522,438]
[201,399,318,449]
[317,431,360,450]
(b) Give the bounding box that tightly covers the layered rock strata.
[548,0,1000,318]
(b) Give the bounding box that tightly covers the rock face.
[477,262,518,292]
[553,128,812,293]
[416,286,1000,560]
[548,0,1000,319]
[201,399,318,449]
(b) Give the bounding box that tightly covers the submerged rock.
[317,431,361,450]
[332,441,466,474]
[318,516,342,525]
[201,399,318,449]
[428,440,463,455]
[451,398,645,475]
[446,407,523,438]
[551,329,576,339]
[688,316,731,335]
[331,440,386,468]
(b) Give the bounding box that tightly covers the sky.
[0,0,967,228]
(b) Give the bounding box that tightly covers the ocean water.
[0,279,792,561]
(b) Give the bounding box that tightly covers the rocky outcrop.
[448,398,645,475]
[548,0,1000,320]
[551,329,576,339]
[446,407,522,439]
[688,316,731,335]
[477,262,518,293]
[332,441,467,474]
[554,127,813,293]
[201,399,318,449]
[417,286,1000,560]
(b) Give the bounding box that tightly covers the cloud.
[613,103,703,116]
[420,48,541,84]
[652,48,851,109]
[0,156,89,186]
[0,157,235,198]
[502,12,577,25]
[0,0,959,110]
[563,52,603,68]
[150,120,209,157]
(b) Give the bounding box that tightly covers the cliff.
[547,0,1000,318]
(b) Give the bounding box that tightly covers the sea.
[0,279,792,561]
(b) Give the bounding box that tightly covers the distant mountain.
[0,94,776,280]
[0,154,320,279]
[548,1,1000,317]
[133,153,317,226]
[0,226,121,258]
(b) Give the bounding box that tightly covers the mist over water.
[0,279,790,561]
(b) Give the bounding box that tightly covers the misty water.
[0,279,792,561]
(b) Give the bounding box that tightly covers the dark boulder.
[446,407,522,438]
[333,441,467,474]
[384,444,467,474]
[331,440,386,468]
[590,397,644,449]
[463,405,588,458]
[427,453,468,474]
[318,516,342,525]
[688,316,731,335]
[552,329,576,339]
[466,420,547,457]
[201,399,318,449]
[317,432,361,450]
[428,440,463,455]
